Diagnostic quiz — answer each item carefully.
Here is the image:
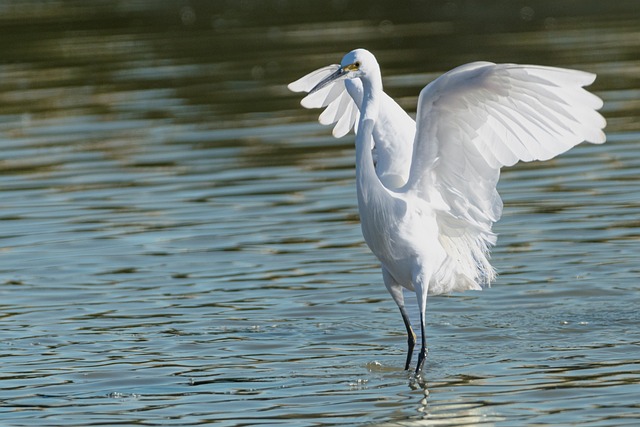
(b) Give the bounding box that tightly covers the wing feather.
[288,64,360,138]
[332,93,357,138]
[407,62,606,289]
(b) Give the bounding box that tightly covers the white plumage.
[289,49,606,373]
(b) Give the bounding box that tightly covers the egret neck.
[354,72,401,273]
[355,71,387,203]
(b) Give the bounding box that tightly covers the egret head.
[339,48,378,77]
[309,48,379,94]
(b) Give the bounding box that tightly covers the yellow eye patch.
[344,63,359,72]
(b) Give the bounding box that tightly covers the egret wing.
[406,62,606,288]
[288,65,359,138]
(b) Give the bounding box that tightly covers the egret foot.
[415,345,428,373]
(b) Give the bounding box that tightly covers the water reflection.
[1,1,640,426]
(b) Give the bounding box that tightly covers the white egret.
[289,49,606,373]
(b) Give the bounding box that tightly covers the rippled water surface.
[1,1,640,426]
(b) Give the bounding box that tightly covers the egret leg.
[415,312,428,373]
[413,272,429,374]
[382,267,416,370]
[399,305,417,370]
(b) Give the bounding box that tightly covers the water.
[1,1,639,425]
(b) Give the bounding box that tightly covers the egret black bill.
[309,66,349,94]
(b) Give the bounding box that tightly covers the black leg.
[415,315,427,373]
[381,267,417,371]
[399,306,417,370]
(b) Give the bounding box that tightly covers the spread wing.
[287,65,360,138]
[406,62,606,289]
